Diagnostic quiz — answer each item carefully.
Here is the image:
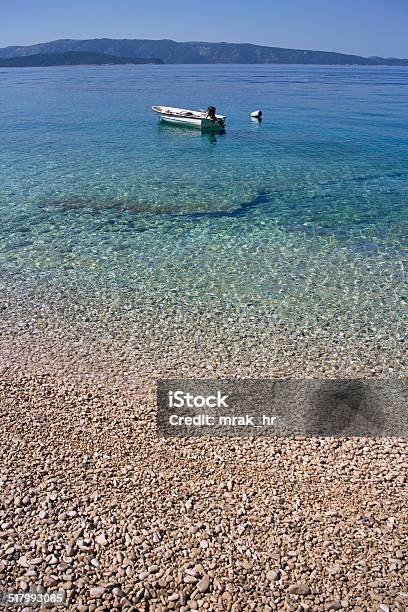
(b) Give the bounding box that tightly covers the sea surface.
[0,64,407,342]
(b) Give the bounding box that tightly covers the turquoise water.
[1,64,407,335]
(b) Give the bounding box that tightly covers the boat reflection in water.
[157,121,225,144]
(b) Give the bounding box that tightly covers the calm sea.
[1,64,407,337]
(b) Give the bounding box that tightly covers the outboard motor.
[207,106,217,120]
[207,106,224,128]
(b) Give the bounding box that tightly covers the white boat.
[152,105,226,131]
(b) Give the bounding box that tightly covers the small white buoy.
[251,110,263,119]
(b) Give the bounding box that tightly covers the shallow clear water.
[1,64,407,336]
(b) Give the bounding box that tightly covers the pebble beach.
[1,270,407,612]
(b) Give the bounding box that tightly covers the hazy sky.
[1,0,407,57]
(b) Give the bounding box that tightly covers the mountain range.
[0,38,407,66]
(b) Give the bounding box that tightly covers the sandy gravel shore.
[0,276,407,611]
[1,363,407,612]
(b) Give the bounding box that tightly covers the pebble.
[17,556,30,568]
[266,570,279,582]
[95,533,108,546]
[168,593,179,602]
[325,602,342,611]
[89,587,105,599]
[197,575,211,593]
[112,587,125,598]
[288,584,310,596]
[179,592,187,605]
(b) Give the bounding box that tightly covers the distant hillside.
[0,51,163,67]
[0,38,407,65]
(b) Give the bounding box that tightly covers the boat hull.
[159,115,224,130]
